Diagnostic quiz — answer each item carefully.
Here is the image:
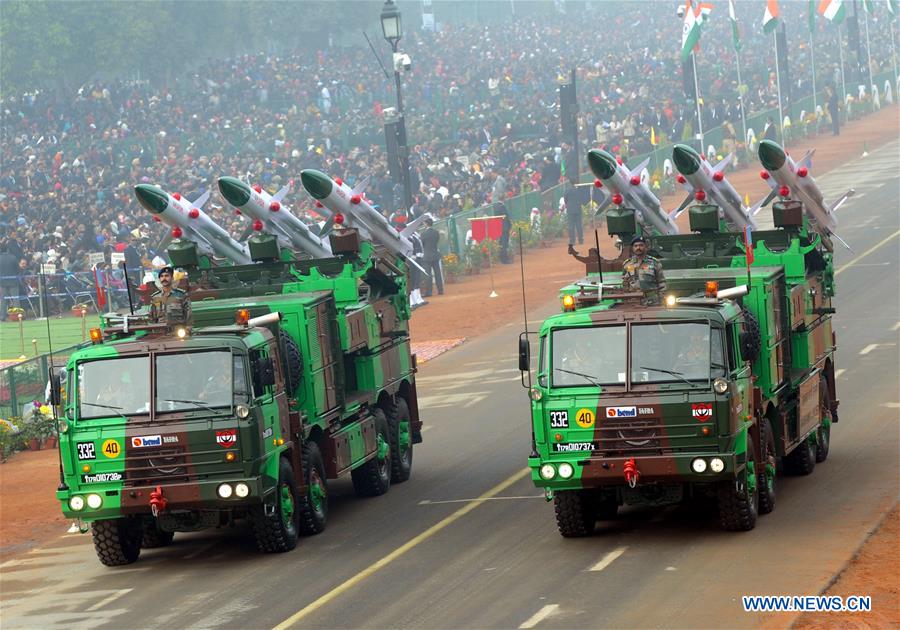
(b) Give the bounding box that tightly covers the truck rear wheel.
[554,490,596,537]
[758,419,777,515]
[92,517,142,566]
[816,377,832,463]
[784,433,816,475]
[351,410,392,497]
[297,441,328,535]
[388,398,413,483]
[141,519,175,548]
[251,458,299,553]
[717,440,758,531]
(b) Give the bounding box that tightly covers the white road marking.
[85,589,133,612]
[892,322,900,331]
[665,566,678,571]
[588,546,628,572]
[859,343,897,355]
[519,604,560,629]
[880,402,900,409]
[417,392,489,409]
[420,425,433,433]
[419,495,544,506]
[26,544,86,555]
[834,369,847,379]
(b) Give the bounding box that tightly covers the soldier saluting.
[622,236,666,306]
[149,266,192,325]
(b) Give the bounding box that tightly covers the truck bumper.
[529,453,739,489]
[58,476,269,521]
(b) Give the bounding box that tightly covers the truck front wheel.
[297,442,328,535]
[92,517,142,566]
[554,490,596,537]
[758,419,777,515]
[388,398,413,483]
[251,458,299,553]
[717,440,758,531]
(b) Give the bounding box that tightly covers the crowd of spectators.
[1,1,894,313]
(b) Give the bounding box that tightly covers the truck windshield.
[551,326,626,387]
[156,351,234,413]
[632,322,724,384]
[78,356,151,418]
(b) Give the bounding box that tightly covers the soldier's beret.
[159,266,174,276]
[630,236,647,245]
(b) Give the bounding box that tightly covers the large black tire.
[553,490,597,537]
[297,441,328,535]
[91,518,142,566]
[740,308,761,363]
[351,410,392,497]
[816,377,832,463]
[717,439,759,531]
[278,330,303,397]
[758,419,777,515]
[250,458,299,553]
[387,398,413,483]
[141,520,175,548]
[784,433,817,475]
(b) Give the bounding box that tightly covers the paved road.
[1,141,898,629]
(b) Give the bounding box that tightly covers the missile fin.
[190,190,211,209]
[633,157,651,176]
[672,193,694,219]
[713,153,733,172]
[798,149,816,170]
[272,185,290,203]
[831,231,853,251]
[399,214,428,237]
[238,221,256,242]
[351,175,371,196]
[829,189,855,214]
[678,178,694,193]
[594,195,612,215]
[750,190,777,215]
[318,216,337,238]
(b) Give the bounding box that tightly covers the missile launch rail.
[55,230,422,566]
[520,199,839,535]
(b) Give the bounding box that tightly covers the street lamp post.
[381,0,413,212]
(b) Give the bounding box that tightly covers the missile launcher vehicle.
[520,195,839,535]
[55,207,422,565]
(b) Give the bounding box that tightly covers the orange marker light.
[562,294,576,311]
[82,464,91,473]
[225,452,236,462]
[705,281,719,298]
[89,328,103,344]
[701,426,711,436]
[236,309,250,325]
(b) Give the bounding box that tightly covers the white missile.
[299,169,429,275]
[672,144,757,231]
[217,177,332,259]
[757,139,854,248]
[135,184,252,264]
[587,149,679,235]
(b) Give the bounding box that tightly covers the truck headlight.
[234,483,250,498]
[69,496,85,511]
[86,493,103,509]
[529,388,543,401]
[710,457,725,473]
[217,484,234,499]
[235,405,250,419]
[558,463,574,479]
[539,464,556,480]
[691,458,708,473]
[713,378,729,394]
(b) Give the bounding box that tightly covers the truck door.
[306,299,344,416]
[727,322,752,428]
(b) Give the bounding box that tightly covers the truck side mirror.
[739,332,760,363]
[518,337,531,372]
[49,372,62,406]
[258,357,276,388]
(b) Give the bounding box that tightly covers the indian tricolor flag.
[744,225,754,266]
[819,0,847,23]
[681,0,702,62]
[763,0,780,33]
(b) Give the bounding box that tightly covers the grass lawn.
[0,315,102,359]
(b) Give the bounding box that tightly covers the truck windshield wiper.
[80,401,128,419]
[162,398,225,414]
[639,366,699,388]
[555,368,603,388]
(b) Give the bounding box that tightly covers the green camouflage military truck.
[520,201,838,535]
[55,232,422,565]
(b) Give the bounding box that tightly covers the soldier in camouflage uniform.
[149,266,192,325]
[622,236,666,305]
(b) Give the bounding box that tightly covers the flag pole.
[773,27,786,144]
[892,19,899,96]
[863,4,874,94]
[692,51,705,153]
[810,25,819,133]
[736,50,748,146]
[838,22,848,107]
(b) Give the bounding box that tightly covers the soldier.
[420,216,443,297]
[149,266,192,325]
[622,236,666,306]
[567,243,601,275]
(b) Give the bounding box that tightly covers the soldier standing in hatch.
[149,266,192,325]
[622,236,666,306]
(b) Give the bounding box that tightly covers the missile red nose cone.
[612,193,623,205]
[594,179,602,188]
[172,227,183,238]
[694,190,707,202]
[269,201,281,212]
[629,176,640,186]
[351,194,361,204]
[760,170,770,180]
[173,193,181,201]
[188,208,200,219]
[676,174,686,184]
[712,172,724,182]
[253,220,264,231]
[797,167,808,177]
